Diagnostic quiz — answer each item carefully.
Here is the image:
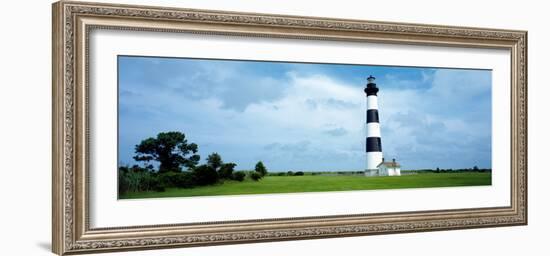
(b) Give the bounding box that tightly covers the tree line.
[406,166,492,173]
[119,131,268,194]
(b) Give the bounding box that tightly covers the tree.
[473,165,480,172]
[192,165,219,185]
[249,172,262,181]
[219,163,237,180]
[133,131,200,173]
[232,171,246,182]
[255,161,268,177]
[207,153,223,171]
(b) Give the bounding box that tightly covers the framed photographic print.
[52,1,527,255]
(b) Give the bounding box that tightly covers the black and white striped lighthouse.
[364,75,383,173]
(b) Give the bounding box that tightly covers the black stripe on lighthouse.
[366,109,379,123]
[366,108,381,152]
[366,137,382,152]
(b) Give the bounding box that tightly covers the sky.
[118,56,492,171]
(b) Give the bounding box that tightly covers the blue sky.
[118,56,492,171]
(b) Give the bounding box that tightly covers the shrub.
[175,172,196,188]
[118,166,163,194]
[232,171,246,182]
[159,171,196,188]
[276,172,286,176]
[139,172,163,192]
[151,180,165,192]
[287,171,294,176]
[158,172,178,188]
[219,163,237,180]
[118,168,130,194]
[294,171,304,176]
[192,165,219,185]
[249,172,262,181]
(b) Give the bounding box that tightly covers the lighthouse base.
[364,169,379,177]
[364,168,402,177]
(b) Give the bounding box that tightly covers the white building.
[376,159,401,176]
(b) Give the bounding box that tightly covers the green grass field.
[120,172,491,199]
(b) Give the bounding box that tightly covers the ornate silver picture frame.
[52,1,527,255]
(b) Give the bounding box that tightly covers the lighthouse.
[364,75,383,176]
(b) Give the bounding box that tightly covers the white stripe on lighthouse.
[367,152,383,170]
[367,95,378,110]
[366,123,381,137]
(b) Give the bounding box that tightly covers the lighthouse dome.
[364,75,379,96]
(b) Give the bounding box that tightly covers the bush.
[232,171,246,182]
[255,161,268,177]
[192,165,219,185]
[175,172,196,188]
[158,172,178,188]
[287,171,294,176]
[151,180,165,192]
[118,168,130,195]
[139,172,163,192]
[294,171,304,176]
[219,163,237,180]
[249,172,262,181]
[159,171,196,188]
[276,172,286,176]
[118,166,164,194]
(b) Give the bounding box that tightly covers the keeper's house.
[377,158,401,176]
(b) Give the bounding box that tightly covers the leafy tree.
[249,172,262,181]
[207,153,223,171]
[473,165,480,172]
[133,131,200,173]
[192,165,219,185]
[294,171,304,176]
[232,171,246,182]
[255,161,268,177]
[219,163,237,180]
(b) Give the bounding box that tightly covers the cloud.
[429,69,491,99]
[118,57,291,112]
[324,127,348,136]
[263,141,311,152]
[377,69,491,169]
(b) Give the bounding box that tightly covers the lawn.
[119,172,491,199]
